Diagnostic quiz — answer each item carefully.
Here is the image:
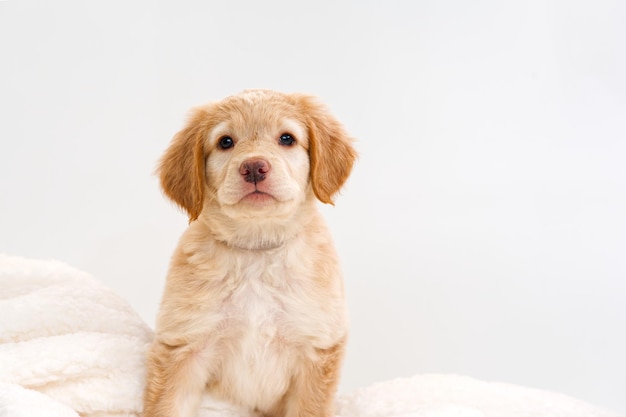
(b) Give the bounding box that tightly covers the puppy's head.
[158,90,356,222]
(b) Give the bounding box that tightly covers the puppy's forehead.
[219,91,301,120]
[211,93,307,141]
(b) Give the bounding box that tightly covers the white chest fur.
[174,240,347,412]
[216,274,299,411]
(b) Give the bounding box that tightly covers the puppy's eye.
[279,133,296,146]
[218,136,234,149]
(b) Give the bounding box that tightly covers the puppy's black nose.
[240,159,271,184]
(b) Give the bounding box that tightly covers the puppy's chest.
[197,250,344,351]
[212,257,322,408]
[218,257,313,343]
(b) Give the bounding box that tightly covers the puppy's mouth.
[240,190,276,204]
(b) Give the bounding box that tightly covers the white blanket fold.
[0,254,619,417]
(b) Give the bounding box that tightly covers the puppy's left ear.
[294,95,357,204]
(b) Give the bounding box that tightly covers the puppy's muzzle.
[240,159,271,184]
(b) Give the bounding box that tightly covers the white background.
[1,0,625,413]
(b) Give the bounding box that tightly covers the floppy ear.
[157,108,209,221]
[296,95,357,204]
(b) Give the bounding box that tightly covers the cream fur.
[0,254,153,417]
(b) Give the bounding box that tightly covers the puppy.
[144,90,357,417]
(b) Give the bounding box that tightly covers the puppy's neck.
[197,202,318,251]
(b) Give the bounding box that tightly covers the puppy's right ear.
[157,108,209,222]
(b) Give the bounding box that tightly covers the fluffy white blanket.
[0,254,619,417]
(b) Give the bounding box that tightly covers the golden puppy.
[144,90,357,417]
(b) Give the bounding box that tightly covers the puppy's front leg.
[143,340,210,417]
[278,340,346,417]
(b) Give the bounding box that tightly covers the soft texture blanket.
[0,254,620,417]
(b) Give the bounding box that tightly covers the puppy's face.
[158,90,356,222]
[205,95,311,219]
